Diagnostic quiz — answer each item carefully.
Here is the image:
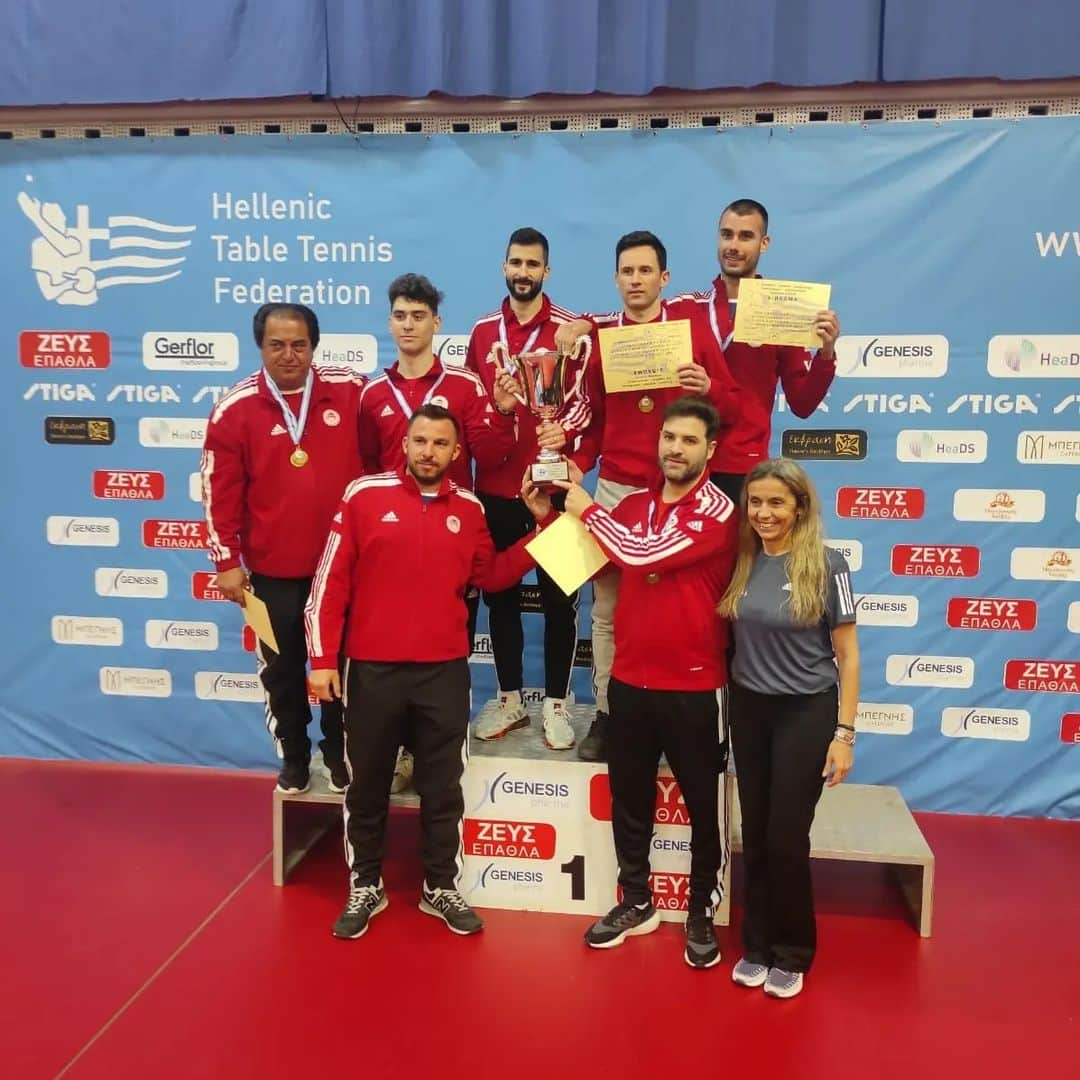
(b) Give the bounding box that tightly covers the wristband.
[836,723,855,731]
[833,728,856,746]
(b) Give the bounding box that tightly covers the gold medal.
[290,447,309,468]
[645,572,660,585]
[638,395,654,413]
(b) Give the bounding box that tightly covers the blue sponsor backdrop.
[1,121,1078,816]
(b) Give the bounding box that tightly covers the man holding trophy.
[466,228,592,751]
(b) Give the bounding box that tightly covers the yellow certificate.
[598,320,692,392]
[526,513,610,597]
[242,590,280,653]
[733,278,832,349]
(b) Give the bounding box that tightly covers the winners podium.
[274,698,934,936]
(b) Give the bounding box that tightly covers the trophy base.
[530,458,570,486]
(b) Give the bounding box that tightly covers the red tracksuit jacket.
[465,295,591,499]
[201,364,365,578]
[570,301,741,488]
[579,472,738,691]
[305,467,552,666]
[677,275,835,473]
[358,357,516,491]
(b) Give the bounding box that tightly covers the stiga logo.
[434,334,470,368]
[106,385,181,404]
[1017,431,1080,465]
[142,519,207,550]
[20,331,110,368]
[191,386,230,406]
[142,332,239,372]
[836,487,924,520]
[95,568,168,599]
[46,515,119,547]
[781,429,866,460]
[618,872,690,912]
[855,703,914,736]
[886,655,975,689]
[1060,714,1080,744]
[953,489,1045,523]
[194,671,263,701]
[589,773,689,825]
[941,707,1030,741]
[145,619,219,651]
[897,430,987,463]
[23,382,95,402]
[946,394,1037,415]
[138,418,208,448]
[463,819,557,860]
[1054,394,1080,415]
[472,770,571,811]
[192,572,227,601]
[834,335,948,378]
[824,539,863,572]
[93,470,165,500]
[100,666,172,698]
[51,615,123,646]
[855,594,919,627]
[470,633,495,665]
[1010,547,1078,583]
[1003,660,1080,694]
[947,598,1037,632]
[987,335,1080,378]
[44,416,115,445]
[315,333,379,373]
[891,545,980,578]
[842,393,931,414]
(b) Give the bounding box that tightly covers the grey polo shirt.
[731,546,856,696]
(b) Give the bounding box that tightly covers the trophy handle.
[564,334,592,404]
[489,341,528,407]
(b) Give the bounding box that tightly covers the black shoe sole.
[275,779,310,794]
[684,948,722,969]
[585,908,661,948]
[332,894,388,939]
[418,897,484,935]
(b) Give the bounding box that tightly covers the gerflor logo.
[946,394,1038,415]
[842,393,931,414]
[17,193,193,305]
[23,382,95,402]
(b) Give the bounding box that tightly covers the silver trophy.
[491,337,592,487]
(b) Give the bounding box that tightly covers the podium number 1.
[560,854,585,901]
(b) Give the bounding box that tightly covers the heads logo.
[138,418,208,448]
[314,333,379,373]
[17,193,193,306]
[941,707,1030,742]
[897,430,987,463]
[988,335,1080,378]
[469,770,571,814]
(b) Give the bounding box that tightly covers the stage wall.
[1,121,1077,817]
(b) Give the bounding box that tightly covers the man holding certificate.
[201,303,365,795]
[565,230,740,762]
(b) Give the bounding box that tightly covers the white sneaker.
[474,691,530,740]
[542,697,575,750]
[390,748,414,794]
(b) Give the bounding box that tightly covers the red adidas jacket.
[579,472,738,691]
[201,364,365,578]
[465,295,591,499]
[305,467,554,666]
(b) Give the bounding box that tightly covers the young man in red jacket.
[306,405,555,940]
[201,303,364,795]
[550,396,739,969]
[465,227,590,750]
[560,230,740,763]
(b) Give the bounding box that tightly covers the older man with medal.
[563,230,740,763]
[201,302,365,796]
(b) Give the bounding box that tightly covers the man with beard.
[465,227,590,751]
[548,397,739,970]
[306,405,556,940]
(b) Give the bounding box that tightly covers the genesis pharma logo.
[194,671,262,701]
[941,707,1030,742]
[897,430,988,463]
[824,539,863,572]
[46,515,119,547]
[470,769,571,813]
[855,594,919,627]
[987,335,1080,378]
[886,654,975,689]
[463,819,557,860]
[145,619,219,651]
[835,335,948,378]
[95,567,168,599]
[465,863,544,896]
[433,334,470,368]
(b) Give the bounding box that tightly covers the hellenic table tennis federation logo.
[17,191,194,306]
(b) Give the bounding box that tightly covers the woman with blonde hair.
[717,458,858,998]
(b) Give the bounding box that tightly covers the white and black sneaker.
[683,913,721,969]
[584,900,660,948]
[276,759,310,794]
[332,883,388,939]
[419,885,484,935]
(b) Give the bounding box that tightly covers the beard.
[407,458,450,488]
[660,457,706,486]
[505,275,543,303]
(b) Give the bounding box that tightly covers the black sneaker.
[577,711,610,762]
[322,754,349,794]
[332,883,388,939]
[419,886,484,935]
[584,900,660,948]
[276,759,310,794]
[684,913,721,969]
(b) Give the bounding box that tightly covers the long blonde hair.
[717,458,828,626]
